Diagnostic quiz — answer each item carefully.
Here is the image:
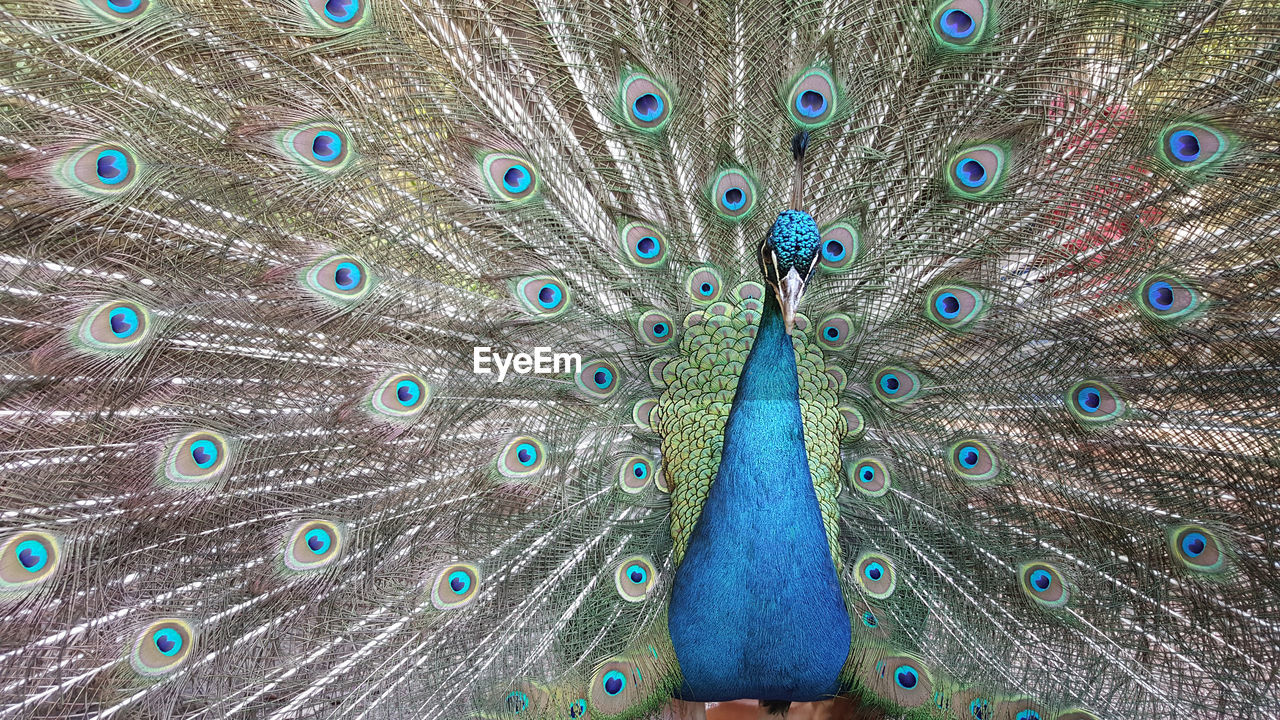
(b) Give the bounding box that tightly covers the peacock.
[1,0,1278,718]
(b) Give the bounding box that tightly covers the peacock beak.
[777,267,807,336]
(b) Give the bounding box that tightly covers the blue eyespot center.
[796,90,828,118]
[1170,130,1201,162]
[700,282,714,296]
[865,562,884,581]
[957,158,987,187]
[569,699,587,718]
[106,0,143,12]
[632,462,647,479]
[15,540,48,572]
[505,691,529,714]
[859,467,875,483]
[653,322,668,337]
[1016,711,1042,720]
[502,165,532,194]
[969,699,990,720]
[515,443,537,466]
[861,611,878,627]
[95,150,128,185]
[334,262,360,290]
[881,375,900,393]
[823,239,845,262]
[108,307,139,338]
[311,131,342,162]
[537,284,562,309]
[824,326,840,340]
[936,293,960,318]
[603,670,626,696]
[324,0,359,22]
[941,9,975,38]
[632,93,664,122]
[594,368,612,388]
[894,665,919,690]
[627,564,647,584]
[636,236,660,258]
[396,379,421,406]
[1148,281,1174,310]
[1182,532,1207,558]
[959,446,979,469]
[448,570,471,594]
[1078,387,1102,412]
[304,528,331,555]
[153,628,182,656]
[721,188,745,211]
[1030,569,1053,592]
[190,440,218,469]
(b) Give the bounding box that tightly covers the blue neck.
[669,292,851,701]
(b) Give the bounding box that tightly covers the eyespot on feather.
[305,255,371,303]
[684,267,724,305]
[839,404,866,440]
[927,285,985,329]
[0,531,61,592]
[498,437,547,479]
[432,563,481,609]
[946,144,1005,198]
[576,359,619,399]
[818,222,860,273]
[786,68,837,128]
[76,300,150,352]
[930,0,990,49]
[483,153,540,203]
[816,313,855,351]
[618,456,655,494]
[57,143,140,195]
[859,651,934,708]
[614,556,656,602]
[284,123,353,172]
[516,276,571,318]
[709,169,756,221]
[1136,274,1200,322]
[637,310,676,347]
[1159,122,1228,172]
[1019,562,1070,609]
[130,619,195,676]
[81,0,152,20]
[620,74,672,132]
[849,457,891,498]
[947,438,1000,484]
[284,520,343,572]
[370,372,429,419]
[619,222,669,268]
[1168,525,1227,573]
[855,552,897,599]
[163,431,231,485]
[873,366,921,405]
[1066,380,1125,425]
[304,0,369,30]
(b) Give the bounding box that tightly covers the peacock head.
[759,209,822,334]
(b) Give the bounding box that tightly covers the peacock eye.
[685,267,723,304]
[931,0,990,47]
[817,314,854,351]
[483,153,539,202]
[77,300,150,352]
[83,0,151,20]
[498,436,546,478]
[620,221,669,268]
[839,404,866,440]
[927,285,985,329]
[946,144,1005,198]
[618,456,655,493]
[285,520,342,571]
[515,276,570,317]
[576,359,619,399]
[894,665,919,690]
[1169,525,1226,573]
[164,431,230,485]
[601,670,627,696]
[849,458,891,497]
[1066,380,1125,424]
[710,169,756,220]
[637,309,676,346]
[948,438,1000,483]
[305,255,371,302]
[304,0,368,30]
[1019,562,1069,608]
[873,366,920,405]
[855,552,897,599]
[786,68,837,128]
[59,143,140,195]
[1137,275,1199,321]
[368,372,429,419]
[620,74,672,131]
[1159,122,1227,172]
[131,620,195,676]
[285,123,353,172]
[614,556,656,602]
[432,563,481,609]
[817,222,860,273]
[1,532,60,590]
